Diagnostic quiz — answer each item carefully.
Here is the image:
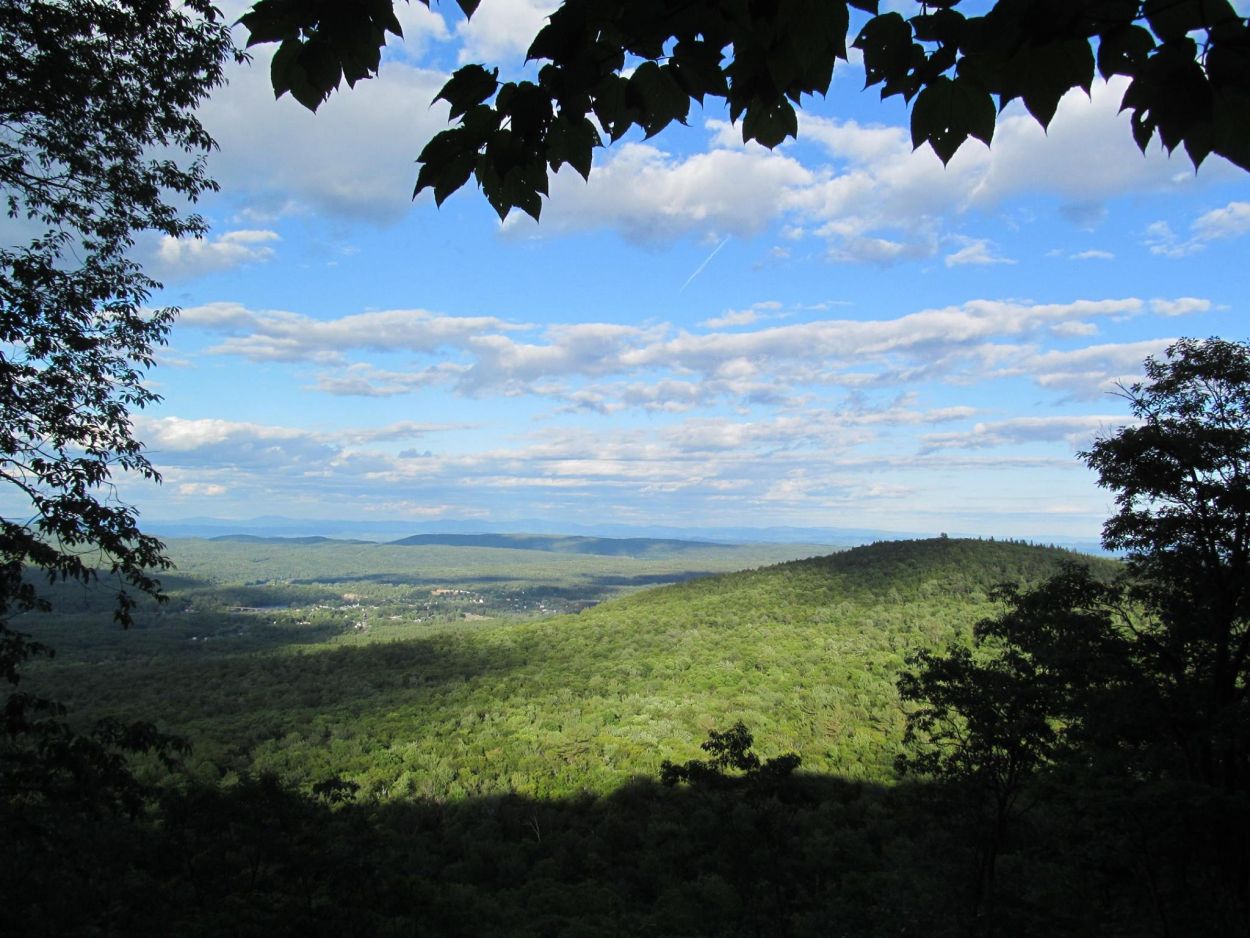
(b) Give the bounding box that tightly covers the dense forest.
[24,536,1088,796]
[11,535,1224,936]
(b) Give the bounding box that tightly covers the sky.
[112,1,1250,539]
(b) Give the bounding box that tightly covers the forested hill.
[386,532,734,555]
[31,536,1113,800]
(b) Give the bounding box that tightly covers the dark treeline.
[4,751,1243,936]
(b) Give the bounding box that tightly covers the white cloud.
[176,482,227,496]
[179,302,523,363]
[138,416,338,469]
[500,78,1229,263]
[455,0,558,65]
[199,52,452,223]
[969,79,1205,208]
[1050,321,1098,337]
[1146,201,1250,257]
[174,296,1199,420]
[1192,201,1250,241]
[945,238,1015,268]
[1150,297,1211,317]
[393,2,453,54]
[1015,339,1174,398]
[701,308,761,329]
[921,415,1133,452]
[505,141,813,243]
[137,416,469,477]
[699,301,783,329]
[1070,249,1114,261]
[147,229,279,281]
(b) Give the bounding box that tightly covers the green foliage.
[242,0,1250,220]
[23,536,1096,799]
[11,533,1246,934]
[661,721,801,788]
[0,0,235,628]
[899,338,1250,920]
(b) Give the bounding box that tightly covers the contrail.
[679,236,730,292]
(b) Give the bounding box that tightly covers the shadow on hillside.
[30,628,531,722]
[8,766,1244,937]
[585,571,717,587]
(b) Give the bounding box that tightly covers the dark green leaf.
[591,75,632,141]
[741,97,798,148]
[296,39,342,109]
[1211,87,1250,171]
[239,2,298,47]
[1017,38,1095,127]
[672,39,730,102]
[433,151,478,205]
[437,65,500,120]
[628,61,691,137]
[911,75,994,162]
[546,115,600,179]
[855,13,914,89]
[269,37,301,98]
[1145,0,1237,41]
[1097,25,1155,79]
[912,9,965,45]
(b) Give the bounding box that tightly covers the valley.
[23,534,1098,798]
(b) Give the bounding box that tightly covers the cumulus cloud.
[1012,339,1174,399]
[1146,201,1250,257]
[455,0,558,65]
[179,302,523,363]
[700,308,762,329]
[504,141,814,242]
[499,78,1224,263]
[199,50,452,223]
[921,415,1133,452]
[313,362,468,397]
[136,416,469,475]
[968,80,1203,208]
[1192,201,1250,241]
[1070,249,1114,261]
[945,238,1015,267]
[130,403,1110,534]
[181,295,1196,412]
[147,229,279,281]
[1149,297,1211,317]
[137,416,339,469]
[176,482,227,496]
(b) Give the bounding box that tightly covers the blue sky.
[117,1,1250,539]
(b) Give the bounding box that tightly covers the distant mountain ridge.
[151,514,1108,553]
[208,534,374,546]
[386,532,733,556]
[205,531,752,558]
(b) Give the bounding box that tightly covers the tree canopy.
[0,0,234,627]
[898,337,1250,917]
[242,0,1250,220]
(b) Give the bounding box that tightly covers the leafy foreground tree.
[1,0,235,847]
[241,0,1250,219]
[899,337,1250,931]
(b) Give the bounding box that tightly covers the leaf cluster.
[246,0,1250,220]
[0,0,234,625]
[901,339,1250,830]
